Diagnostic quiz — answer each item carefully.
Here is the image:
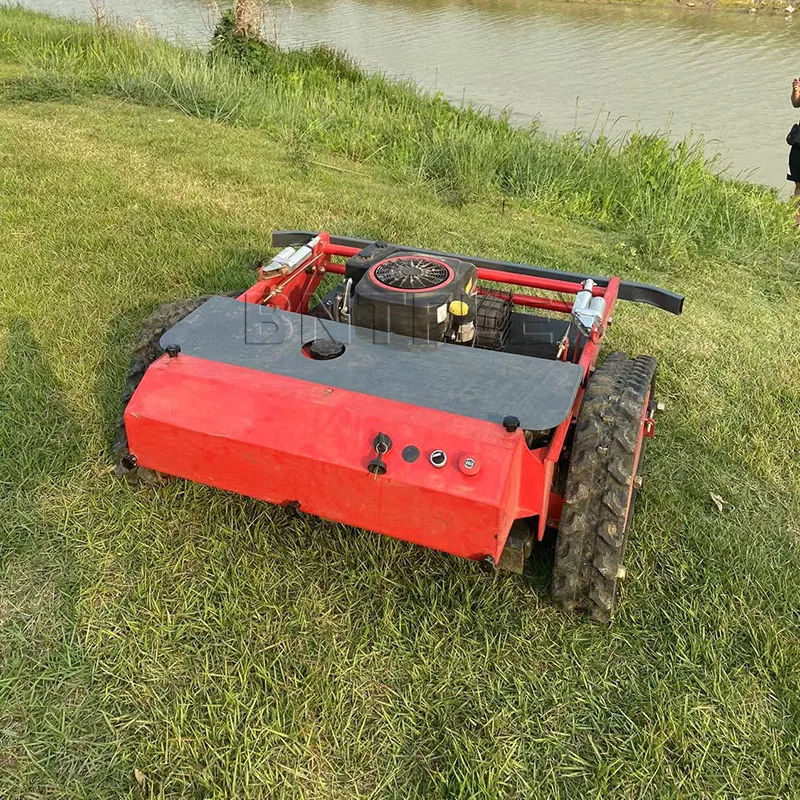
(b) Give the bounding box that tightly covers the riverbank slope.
[1,8,799,798]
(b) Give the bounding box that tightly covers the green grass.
[1,7,800,799]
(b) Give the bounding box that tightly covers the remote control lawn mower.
[115,231,683,622]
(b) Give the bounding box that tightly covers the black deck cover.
[160,297,584,430]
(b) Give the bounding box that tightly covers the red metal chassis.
[125,233,637,565]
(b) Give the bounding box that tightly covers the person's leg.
[788,147,800,222]
[789,145,800,203]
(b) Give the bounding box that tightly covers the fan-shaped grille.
[373,256,451,291]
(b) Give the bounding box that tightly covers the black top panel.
[161,297,584,431]
[273,231,685,316]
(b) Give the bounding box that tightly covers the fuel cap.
[307,339,346,360]
[459,456,480,477]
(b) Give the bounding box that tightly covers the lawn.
[1,8,799,799]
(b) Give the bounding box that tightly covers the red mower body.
[122,232,683,569]
[125,355,548,561]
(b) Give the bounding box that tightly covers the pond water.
[11,0,800,190]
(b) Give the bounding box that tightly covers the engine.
[341,243,512,349]
[352,252,475,342]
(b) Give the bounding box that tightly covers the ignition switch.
[373,433,392,454]
[367,432,392,476]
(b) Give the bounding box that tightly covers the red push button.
[459,456,480,477]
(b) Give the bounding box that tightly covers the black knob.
[502,415,520,433]
[367,458,387,476]
[166,344,181,359]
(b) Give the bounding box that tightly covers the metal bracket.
[497,521,534,574]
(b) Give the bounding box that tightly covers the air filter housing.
[352,253,477,342]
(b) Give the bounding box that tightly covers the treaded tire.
[551,352,657,623]
[113,295,230,485]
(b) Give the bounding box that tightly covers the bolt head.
[459,456,480,477]
[502,415,521,433]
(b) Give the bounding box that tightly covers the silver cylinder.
[263,245,314,274]
[588,295,606,322]
[571,280,606,334]
[286,245,313,269]
[262,247,297,274]
[572,279,595,314]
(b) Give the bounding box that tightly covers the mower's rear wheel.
[551,352,657,623]
[114,295,230,485]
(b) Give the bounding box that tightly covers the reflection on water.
[12,0,800,188]
[12,0,223,40]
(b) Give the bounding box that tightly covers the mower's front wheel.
[113,295,229,485]
[551,352,656,623]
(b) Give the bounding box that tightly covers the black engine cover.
[352,252,477,341]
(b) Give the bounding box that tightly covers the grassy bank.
[1,7,800,799]
[1,5,796,268]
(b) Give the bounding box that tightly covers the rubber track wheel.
[113,294,235,485]
[551,352,657,623]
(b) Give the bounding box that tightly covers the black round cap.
[308,339,346,360]
[402,445,420,463]
[502,415,521,433]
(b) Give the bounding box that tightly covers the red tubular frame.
[284,232,618,343]
[256,235,616,322]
